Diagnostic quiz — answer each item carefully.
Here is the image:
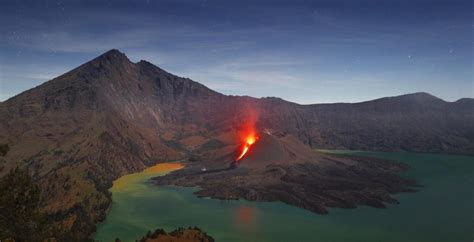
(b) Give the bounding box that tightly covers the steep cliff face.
[0,49,472,240]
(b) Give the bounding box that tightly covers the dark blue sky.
[0,0,472,103]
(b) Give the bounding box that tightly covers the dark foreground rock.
[130,227,214,242]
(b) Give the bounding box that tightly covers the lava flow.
[236,134,258,161]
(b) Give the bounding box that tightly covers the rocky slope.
[0,49,472,240]
[154,133,418,214]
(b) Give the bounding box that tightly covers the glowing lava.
[236,134,258,161]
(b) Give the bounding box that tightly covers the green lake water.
[93,152,473,242]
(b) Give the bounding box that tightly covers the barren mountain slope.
[0,49,472,240]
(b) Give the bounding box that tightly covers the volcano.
[239,132,315,168]
[0,49,472,240]
[154,131,417,214]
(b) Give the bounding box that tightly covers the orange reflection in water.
[234,205,258,235]
[237,206,255,223]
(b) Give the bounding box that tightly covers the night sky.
[0,0,472,103]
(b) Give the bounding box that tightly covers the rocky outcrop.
[132,227,214,242]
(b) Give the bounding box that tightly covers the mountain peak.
[75,49,133,75]
[405,92,438,99]
[95,49,130,62]
[400,92,445,103]
[376,92,444,104]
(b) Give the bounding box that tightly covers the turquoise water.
[93,152,474,242]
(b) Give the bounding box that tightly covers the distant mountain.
[0,49,472,241]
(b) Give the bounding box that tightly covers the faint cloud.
[179,55,311,96]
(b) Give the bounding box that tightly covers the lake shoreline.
[152,150,418,214]
[94,152,473,242]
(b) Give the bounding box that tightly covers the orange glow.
[236,133,258,161]
[246,136,256,145]
[236,205,256,223]
[236,146,249,161]
[235,106,259,162]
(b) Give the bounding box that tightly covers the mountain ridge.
[0,49,472,241]
[3,49,471,106]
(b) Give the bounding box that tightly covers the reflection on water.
[94,153,474,242]
[236,205,257,224]
[234,205,258,236]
